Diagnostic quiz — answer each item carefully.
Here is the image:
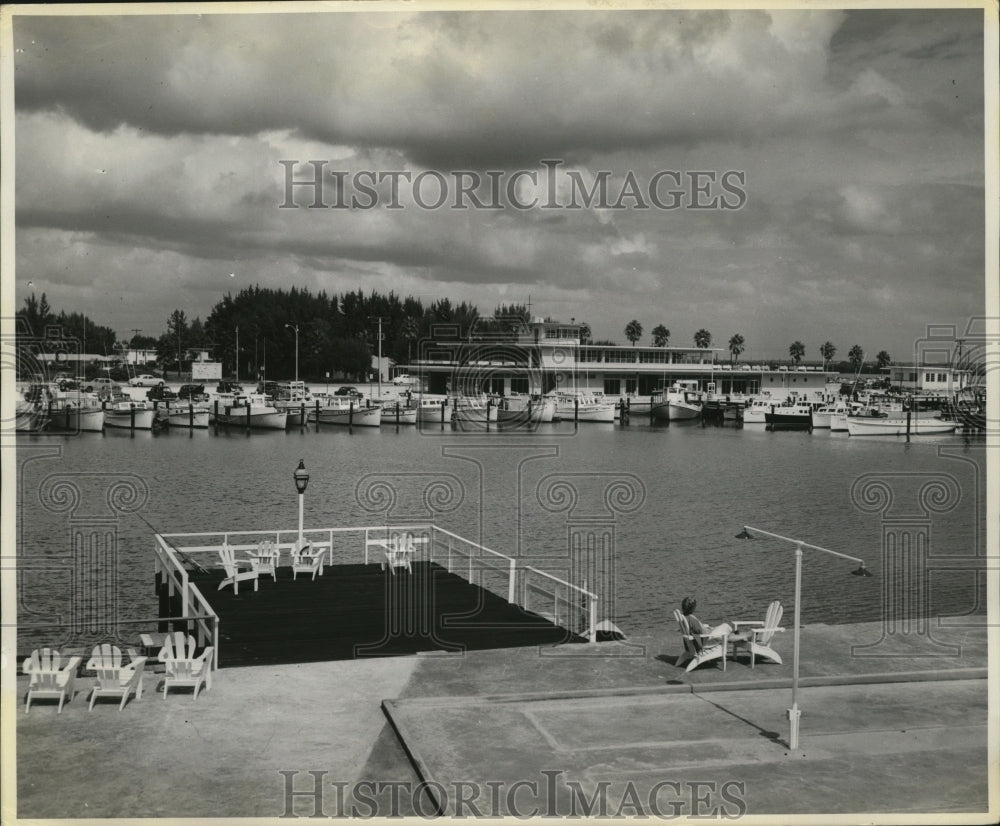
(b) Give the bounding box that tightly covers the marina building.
[406,318,837,401]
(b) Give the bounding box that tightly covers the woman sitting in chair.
[681,597,732,651]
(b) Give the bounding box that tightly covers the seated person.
[681,597,733,651]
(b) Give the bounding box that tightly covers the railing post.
[448,538,453,572]
[508,557,517,604]
[589,595,597,643]
[364,528,369,565]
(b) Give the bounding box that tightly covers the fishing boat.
[555,392,616,422]
[740,395,777,424]
[164,402,211,429]
[812,399,851,429]
[496,398,546,429]
[102,395,156,430]
[263,381,313,427]
[415,395,451,425]
[764,401,813,428]
[846,414,961,436]
[451,396,498,428]
[15,385,52,431]
[214,394,288,430]
[379,399,417,425]
[48,397,105,432]
[650,381,703,422]
[308,397,382,427]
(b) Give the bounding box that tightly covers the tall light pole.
[735,526,871,750]
[293,459,310,550]
[285,323,299,382]
[235,326,239,385]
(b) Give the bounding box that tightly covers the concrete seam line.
[380,699,444,817]
[689,667,989,695]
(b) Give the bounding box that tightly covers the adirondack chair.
[23,648,82,713]
[291,541,324,581]
[673,610,726,672]
[383,531,416,574]
[218,543,259,594]
[85,644,147,711]
[249,539,279,581]
[158,631,213,700]
[732,600,785,668]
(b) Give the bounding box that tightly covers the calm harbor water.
[15,420,987,645]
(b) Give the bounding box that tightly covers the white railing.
[157,523,601,645]
[153,534,220,667]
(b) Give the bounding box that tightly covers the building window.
[510,377,529,394]
[604,378,621,395]
[938,373,947,382]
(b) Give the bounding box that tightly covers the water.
[15,420,986,645]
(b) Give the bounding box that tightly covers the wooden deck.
[169,562,584,667]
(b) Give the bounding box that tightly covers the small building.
[886,365,971,394]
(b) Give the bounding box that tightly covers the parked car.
[216,381,243,395]
[57,378,80,392]
[334,385,362,397]
[85,377,121,394]
[391,374,413,385]
[146,384,178,402]
[178,384,206,401]
[129,374,163,387]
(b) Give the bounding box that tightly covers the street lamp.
[285,323,299,382]
[735,525,872,750]
[293,459,310,550]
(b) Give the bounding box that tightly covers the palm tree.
[624,320,643,345]
[400,317,420,365]
[651,324,670,347]
[789,340,805,364]
[820,341,836,369]
[875,350,892,370]
[848,345,865,371]
[577,322,591,344]
[727,333,745,365]
[694,329,712,348]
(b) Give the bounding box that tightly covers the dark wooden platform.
[168,562,583,667]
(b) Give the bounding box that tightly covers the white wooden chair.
[85,643,147,711]
[732,600,785,668]
[158,631,213,700]
[673,610,726,672]
[291,541,325,580]
[23,648,82,713]
[382,531,416,574]
[218,544,259,594]
[250,539,279,581]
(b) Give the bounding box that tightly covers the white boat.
[555,393,616,422]
[812,399,851,429]
[215,394,288,430]
[451,397,498,428]
[309,398,382,427]
[379,399,417,425]
[103,397,156,430]
[741,396,777,424]
[415,395,451,424]
[265,381,313,426]
[651,381,703,421]
[846,414,961,436]
[496,399,546,429]
[165,403,210,429]
[48,399,105,432]
[15,386,52,431]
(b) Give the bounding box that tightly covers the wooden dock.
[166,562,584,667]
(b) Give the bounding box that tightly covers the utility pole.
[235,325,239,385]
[369,316,384,399]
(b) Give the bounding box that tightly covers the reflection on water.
[15,421,986,641]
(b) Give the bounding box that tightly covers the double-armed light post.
[285,323,300,382]
[294,459,310,550]
[735,525,871,750]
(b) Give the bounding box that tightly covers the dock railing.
[157,523,600,655]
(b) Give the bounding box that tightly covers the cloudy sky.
[9,5,987,360]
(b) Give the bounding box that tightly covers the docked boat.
[15,385,52,431]
[846,414,961,436]
[812,399,851,429]
[308,397,381,427]
[555,393,616,422]
[451,396,498,428]
[264,381,313,427]
[740,396,777,424]
[496,398,546,429]
[48,397,105,432]
[214,394,288,430]
[379,399,417,425]
[415,395,451,425]
[102,396,156,430]
[764,402,813,428]
[164,402,210,429]
[651,381,703,422]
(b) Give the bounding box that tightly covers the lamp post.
[285,323,299,382]
[735,525,871,750]
[294,459,310,550]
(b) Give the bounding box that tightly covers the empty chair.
[250,539,279,581]
[291,541,324,580]
[673,609,726,672]
[218,544,259,594]
[732,600,785,668]
[23,648,82,713]
[86,643,147,711]
[382,531,415,574]
[158,631,214,700]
